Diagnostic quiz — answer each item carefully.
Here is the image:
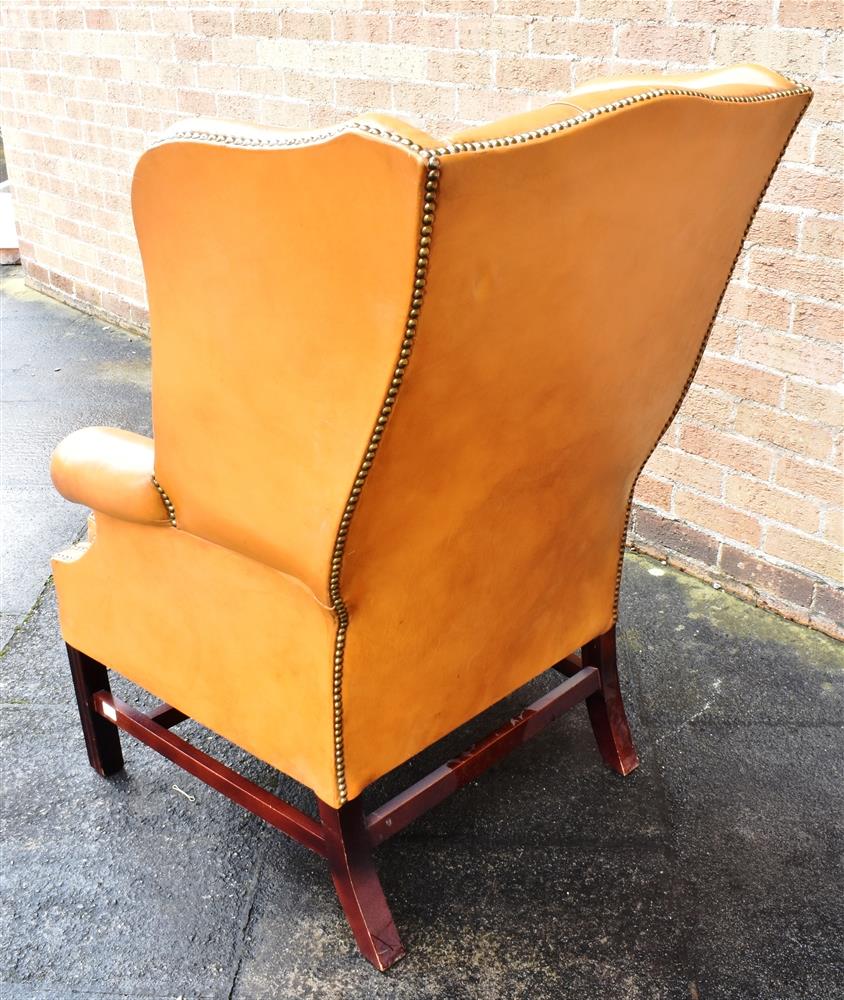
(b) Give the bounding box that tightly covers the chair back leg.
[581,626,639,775]
[317,797,406,971]
[66,644,124,777]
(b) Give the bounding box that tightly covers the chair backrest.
[133,65,809,787]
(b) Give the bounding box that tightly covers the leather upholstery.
[51,427,168,525]
[51,65,810,807]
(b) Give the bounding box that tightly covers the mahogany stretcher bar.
[67,627,637,971]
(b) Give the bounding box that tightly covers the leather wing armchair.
[51,64,810,970]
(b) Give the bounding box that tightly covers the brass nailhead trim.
[425,84,811,157]
[155,84,810,159]
[151,476,177,527]
[153,81,810,802]
[327,148,440,803]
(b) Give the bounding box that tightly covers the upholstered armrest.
[51,427,170,525]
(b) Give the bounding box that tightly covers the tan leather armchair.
[51,64,810,970]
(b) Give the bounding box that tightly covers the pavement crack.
[224,805,274,1000]
[655,678,723,745]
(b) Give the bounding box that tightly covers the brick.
[775,456,843,506]
[784,381,843,426]
[458,15,529,52]
[158,63,197,89]
[721,284,791,330]
[806,82,844,125]
[713,25,825,77]
[239,67,282,95]
[425,0,492,11]
[765,526,844,582]
[176,89,216,116]
[392,15,455,48]
[84,9,116,31]
[283,71,334,104]
[258,98,310,129]
[695,356,784,406]
[825,35,844,78]
[813,127,842,172]
[735,402,833,461]
[679,386,735,427]
[824,508,843,546]
[151,9,193,33]
[720,543,815,606]
[234,11,280,37]
[726,475,821,532]
[393,82,455,120]
[632,508,720,566]
[800,216,844,259]
[281,11,332,41]
[746,208,799,251]
[674,0,769,24]
[778,0,844,30]
[812,583,844,623]
[333,13,390,44]
[430,50,493,86]
[679,424,774,479]
[92,57,122,80]
[675,491,762,545]
[632,473,673,509]
[531,21,613,56]
[618,25,711,62]
[578,0,661,16]
[706,318,740,354]
[335,78,392,111]
[775,456,843,505]
[55,9,84,29]
[212,37,259,66]
[740,327,842,384]
[216,93,261,121]
[792,301,843,345]
[192,10,233,37]
[748,248,842,304]
[647,445,724,495]
[174,36,213,63]
[495,55,571,92]
[310,104,338,128]
[117,9,152,32]
[766,166,842,214]
[570,58,617,88]
[359,45,425,81]
[196,63,240,91]
[458,87,529,123]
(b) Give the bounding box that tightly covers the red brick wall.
[1,2,841,637]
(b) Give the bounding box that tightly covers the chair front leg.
[317,797,405,972]
[66,644,124,776]
[581,626,639,776]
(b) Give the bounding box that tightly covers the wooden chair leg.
[66,644,124,777]
[317,797,405,972]
[581,626,639,776]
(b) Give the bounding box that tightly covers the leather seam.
[326,149,440,804]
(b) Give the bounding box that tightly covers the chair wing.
[336,70,811,796]
[131,125,428,602]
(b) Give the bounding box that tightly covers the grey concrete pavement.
[1,271,843,999]
[0,266,151,647]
